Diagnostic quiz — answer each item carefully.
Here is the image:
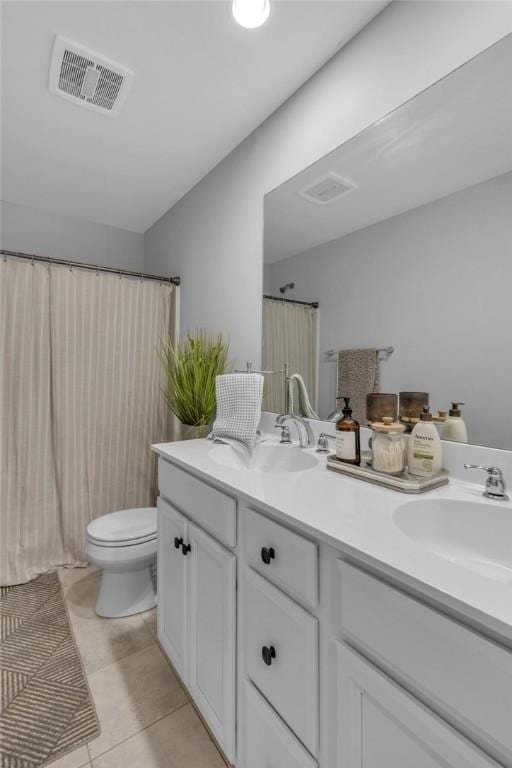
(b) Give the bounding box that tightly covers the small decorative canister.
[371,417,406,475]
[366,393,398,425]
[399,392,429,432]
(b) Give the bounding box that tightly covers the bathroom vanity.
[152,432,512,768]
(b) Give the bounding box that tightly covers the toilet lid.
[87,507,157,544]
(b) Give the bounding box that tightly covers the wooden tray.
[326,454,449,494]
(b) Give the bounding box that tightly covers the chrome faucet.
[275,414,314,448]
[464,465,509,501]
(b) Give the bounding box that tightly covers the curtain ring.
[119,270,122,280]
[140,271,144,283]
[31,255,35,267]
[68,261,72,272]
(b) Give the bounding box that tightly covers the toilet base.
[95,562,156,618]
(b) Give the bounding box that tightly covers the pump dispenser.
[408,406,442,477]
[335,397,361,465]
[442,402,468,443]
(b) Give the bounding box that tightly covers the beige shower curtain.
[262,298,318,414]
[0,258,177,585]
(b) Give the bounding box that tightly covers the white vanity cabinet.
[157,494,236,763]
[155,452,512,768]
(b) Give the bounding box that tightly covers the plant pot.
[179,423,210,441]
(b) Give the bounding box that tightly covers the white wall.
[263,264,272,295]
[1,201,144,269]
[266,172,512,450]
[144,2,512,367]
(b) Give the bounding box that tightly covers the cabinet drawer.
[241,680,317,768]
[158,458,236,547]
[244,568,318,755]
[244,506,318,609]
[338,560,512,763]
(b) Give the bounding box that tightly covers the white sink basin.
[209,442,319,474]
[394,499,512,582]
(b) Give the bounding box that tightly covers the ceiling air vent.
[299,173,357,205]
[49,35,134,116]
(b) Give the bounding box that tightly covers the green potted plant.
[160,331,230,440]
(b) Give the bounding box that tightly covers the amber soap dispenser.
[335,397,361,465]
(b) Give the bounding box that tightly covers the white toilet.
[85,507,157,618]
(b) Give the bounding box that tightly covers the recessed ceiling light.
[232,0,270,29]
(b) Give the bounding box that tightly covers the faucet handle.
[464,464,508,500]
[316,432,336,453]
[275,424,292,444]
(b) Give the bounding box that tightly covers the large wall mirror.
[262,34,512,451]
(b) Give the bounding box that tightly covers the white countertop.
[152,436,512,642]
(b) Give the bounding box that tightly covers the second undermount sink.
[394,499,512,582]
[209,442,319,474]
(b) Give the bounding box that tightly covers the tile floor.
[51,566,226,768]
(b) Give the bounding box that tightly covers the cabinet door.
[188,521,236,763]
[337,643,500,768]
[157,498,188,681]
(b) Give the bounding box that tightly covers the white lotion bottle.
[442,402,468,443]
[408,406,442,477]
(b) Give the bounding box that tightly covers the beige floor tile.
[46,744,90,768]
[58,565,99,595]
[63,568,154,674]
[88,644,188,758]
[62,568,103,620]
[71,611,154,675]
[141,608,157,639]
[91,704,225,768]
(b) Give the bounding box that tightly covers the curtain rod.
[0,250,181,286]
[264,294,319,309]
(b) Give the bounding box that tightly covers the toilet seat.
[87,507,157,547]
[87,531,156,547]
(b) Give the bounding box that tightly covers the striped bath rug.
[0,571,100,767]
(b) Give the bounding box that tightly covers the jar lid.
[372,416,405,434]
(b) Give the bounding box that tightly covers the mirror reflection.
[262,34,512,450]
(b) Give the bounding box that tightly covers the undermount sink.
[209,442,319,474]
[394,499,512,582]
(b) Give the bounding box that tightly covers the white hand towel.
[210,373,264,453]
